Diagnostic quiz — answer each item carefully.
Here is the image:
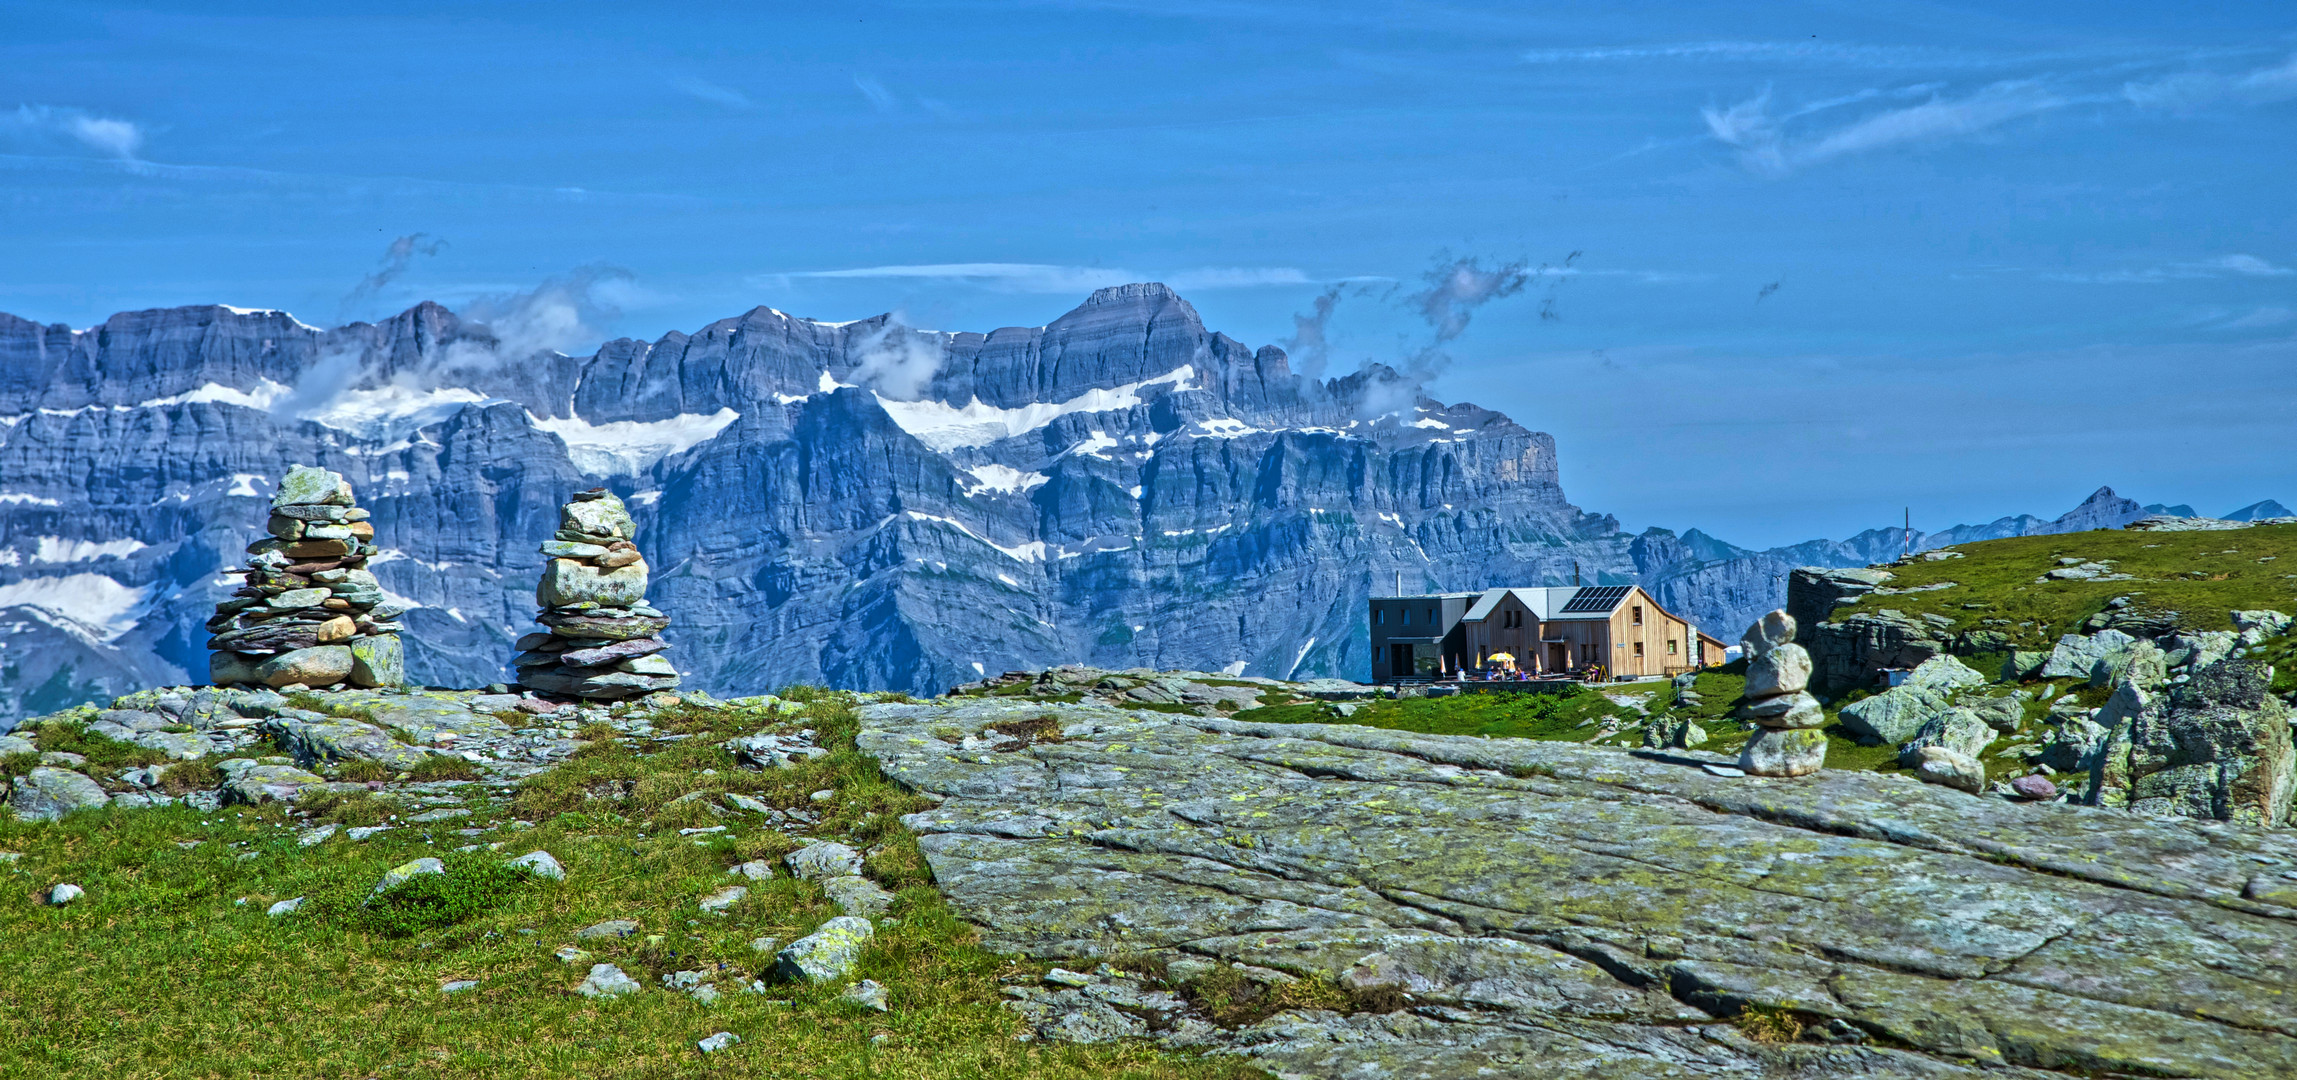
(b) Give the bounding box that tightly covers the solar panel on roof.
[1559,585,1631,613]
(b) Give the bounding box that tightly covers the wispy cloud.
[1704,81,2077,177]
[2124,51,2297,110]
[339,233,447,320]
[671,77,754,110]
[2045,254,2295,285]
[1516,40,2122,71]
[768,262,1311,293]
[853,76,898,113]
[3,104,145,159]
[1524,41,1998,69]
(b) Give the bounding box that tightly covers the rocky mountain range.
[0,286,2277,723]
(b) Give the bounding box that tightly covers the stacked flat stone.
[208,465,404,690]
[514,489,681,700]
[1734,609,1827,777]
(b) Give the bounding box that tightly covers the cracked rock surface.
[859,699,2297,1079]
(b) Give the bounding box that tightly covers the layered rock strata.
[207,465,403,690]
[514,490,681,700]
[1734,609,1826,777]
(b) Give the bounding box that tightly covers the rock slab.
[860,699,2297,1080]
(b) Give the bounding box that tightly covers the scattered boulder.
[2232,609,2292,638]
[822,876,896,917]
[723,732,826,770]
[268,897,305,917]
[576,963,642,998]
[1897,707,1995,768]
[2009,775,2058,800]
[697,1032,739,1053]
[9,767,111,820]
[267,715,429,770]
[506,851,564,881]
[131,730,211,760]
[2039,629,2140,684]
[841,979,889,1012]
[1912,746,1987,794]
[576,919,637,939]
[775,916,874,982]
[785,841,864,881]
[49,883,84,905]
[698,886,747,913]
[219,760,325,805]
[375,858,446,893]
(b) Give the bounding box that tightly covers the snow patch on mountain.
[30,538,147,564]
[528,408,742,476]
[874,366,1196,452]
[960,464,1050,497]
[0,574,150,641]
[303,384,494,440]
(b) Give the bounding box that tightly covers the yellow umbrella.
[1487,652,1517,668]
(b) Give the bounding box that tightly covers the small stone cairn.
[1735,609,1826,777]
[208,465,404,689]
[514,489,681,700]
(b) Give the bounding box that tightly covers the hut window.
[1376,609,1385,626]
[1632,605,1644,626]
[1634,641,1645,658]
[1668,639,1678,655]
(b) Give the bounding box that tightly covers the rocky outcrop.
[859,698,2297,1079]
[2088,650,2294,827]
[1784,566,1891,638]
[1804,608,1950,693]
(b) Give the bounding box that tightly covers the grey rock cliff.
[0,290,2194,719]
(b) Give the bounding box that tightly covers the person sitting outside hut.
[1488,652,1517,682]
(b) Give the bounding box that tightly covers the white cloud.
[3,104,145,159]
[847,318,947,401]
[1705,82,2072,177]
[2206,254,2295,277]
[1523,41,1994,69]
[854,76,898,113]
[776,262,1313,294]
[2043,254,2294,285]
[672,77,754,109]
[2125,51,2297,110]
[2222,306,2295,330]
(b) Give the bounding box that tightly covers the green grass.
[0,695,1261,1080]
[1845,522,2297,650]
[1234,682,1637,742]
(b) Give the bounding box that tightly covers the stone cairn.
[513,489,681,700]
[208,465,404,690]
[1735,609,1826,777]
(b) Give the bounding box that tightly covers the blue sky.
[3,1,2293,547]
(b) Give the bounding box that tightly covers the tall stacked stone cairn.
[208,465,404,690]
[514,489,681,700]
[1735,608,1827,777]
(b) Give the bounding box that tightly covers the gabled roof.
[1459,584,1686,625]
